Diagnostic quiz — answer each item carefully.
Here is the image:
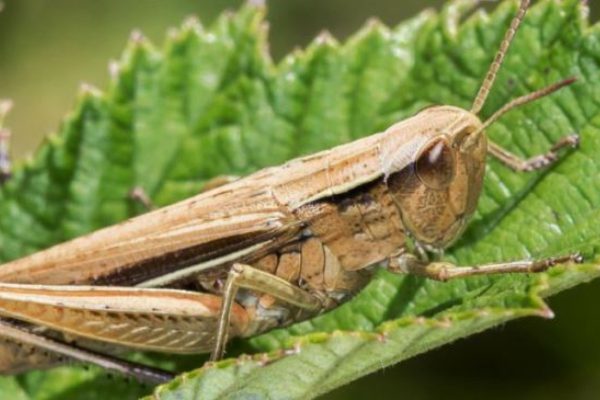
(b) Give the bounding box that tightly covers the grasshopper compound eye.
[415,137,455,190]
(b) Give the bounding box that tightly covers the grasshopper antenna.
[471,0,530,115]
[474,77,576,135]
[465,76,577,151]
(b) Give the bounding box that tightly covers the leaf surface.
[0,1,599,399]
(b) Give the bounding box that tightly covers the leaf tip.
[129,29,147,45]
[365,17,383,29]
[0,100,13,119]
[315,29,337,46]
[538,306,555,319]
[246,0,266,9]
[78,82,102,98]
[182,15,203,33]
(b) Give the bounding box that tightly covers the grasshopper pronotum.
[0,0,583,384]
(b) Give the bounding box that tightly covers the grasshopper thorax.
[382,106,486,250]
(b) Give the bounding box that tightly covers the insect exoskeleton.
[0,0,585,384]
[379,105,487,250]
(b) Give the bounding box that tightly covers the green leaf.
[0,0,599,399]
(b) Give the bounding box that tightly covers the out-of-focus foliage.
[0,0,449,158]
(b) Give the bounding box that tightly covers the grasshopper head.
[382,0,576,251]
[383,106,487,250]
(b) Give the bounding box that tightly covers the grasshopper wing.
[0,176,302,287]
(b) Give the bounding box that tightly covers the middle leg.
[389,252,583,282]
[212,263,323,361]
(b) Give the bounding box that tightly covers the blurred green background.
[1,1,599,399]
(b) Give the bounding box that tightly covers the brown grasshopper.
[0,0,583,384]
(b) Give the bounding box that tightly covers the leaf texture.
[0,0,599,399]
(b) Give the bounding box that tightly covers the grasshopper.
[0,0,583,384]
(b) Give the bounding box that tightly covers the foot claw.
[551,252,583,267]
[552,133,580,152]
[571,252,584,264]
[523,134,580,172]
